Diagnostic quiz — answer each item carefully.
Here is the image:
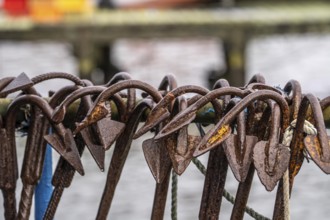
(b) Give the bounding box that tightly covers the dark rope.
[192,158,270,220]
[171,170,178,220]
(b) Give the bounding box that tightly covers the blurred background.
[0,0,330,219]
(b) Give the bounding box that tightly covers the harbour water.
[0,34,330,219]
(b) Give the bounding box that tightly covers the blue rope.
[35,144,53,220]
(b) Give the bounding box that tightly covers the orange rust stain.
[208,125,230,145]
[90,102,109,121]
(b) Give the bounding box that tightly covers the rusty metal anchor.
[142,75,178,183]
[73,80,162,137]
[253,102,291,191]
[166,96,201,175]
[138,80,225,177]
[16,107,50,220]
[195,89,289,158]
[272,80,303,220]
[0,93,84,220]
[96,99,155,220]
[229,75,272,220]
[281,80,303,193]
[13,95,84,174]
[138,82,231,180]
[0,72,86,220]
[198,78,231,220]
[43,84,109,220]
[76,80,129,169]
[142,75,183,220]
[302,94,330,173]
[51,85,126,150]
[222,98,258,183]
[230,103,272,220]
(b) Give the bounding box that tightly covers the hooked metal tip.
[134,109,171,139]
[98,119,125,150]
[193,125,232,157]
[73,102,110,135]
[68,155,85,176]
[77,123,105,171]
[155,110,197,140]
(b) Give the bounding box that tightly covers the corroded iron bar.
[0,99,329,127]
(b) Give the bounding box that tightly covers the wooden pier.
[1,2,330,85]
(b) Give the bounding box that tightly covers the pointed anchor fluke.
[193,125,232,157]
[142,138,172,183]
[44,129,84,175]
[253,141,290,191]
[73,101,110,135]
[78,124,105,171]
[0,72,33,96]
[97,118,125,150]
[223,134,257,182]
[171,135,201,175]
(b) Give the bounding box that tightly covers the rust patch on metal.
[208,124,230,145]
[74,101,110,135]
[304,134,330,174]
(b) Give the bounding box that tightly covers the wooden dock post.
[222,33,247,87]
[74,40,95,81]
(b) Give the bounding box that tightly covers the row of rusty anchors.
[50,73,165,220]
[143,74,329,220]
[0,72,329,220]
[0,72,89,220]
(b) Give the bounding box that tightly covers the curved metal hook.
[245,74,266,85]
[104,72,136,120]
[31,72,85,86]
[96,99,156,220]
[74,80,163,135]
[195,90,289,157]
[156,87,249,140]
[284,80,302,121]
[6,95,84,175]
[135,85,224,139]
